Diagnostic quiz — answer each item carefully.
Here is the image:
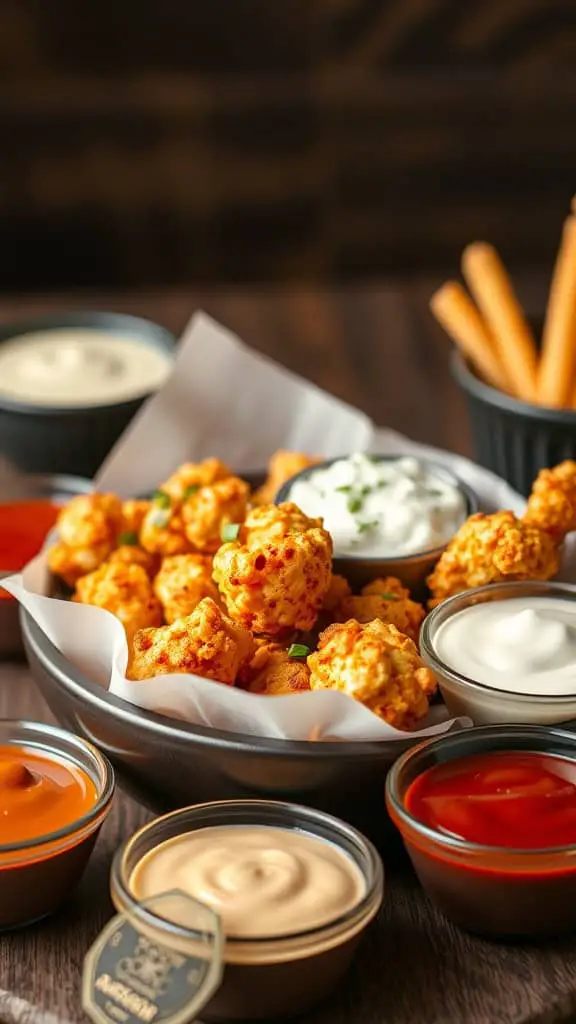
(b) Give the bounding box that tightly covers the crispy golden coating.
[252,451,319,506]
[74,562,163,640]
[322,574,352,613]
[181,476,250,553]
[47,541,112,588]
[120,500,151,538]
[426,510,560,605]
[57,493,122,549]
[362,576,411,600]
[139,498,191,557]
[107,545,159,578]
[127,597,255,685]
[239,641,311,695]
[161,459,232,502]
[524,460,576,541]
[335,590,425,645]
[241,502,324,547]
[308,619,436,730]
[154,554,219,624]
[213,522,333,636]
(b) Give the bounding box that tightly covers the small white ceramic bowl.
[420,581,576,726]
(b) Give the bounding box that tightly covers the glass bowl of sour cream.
[276,454,478,593]
[420,580,576,726]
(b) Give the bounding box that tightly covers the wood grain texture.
[0,280,574,1024]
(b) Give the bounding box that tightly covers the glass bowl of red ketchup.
[386,724,576,937]
[0,473,91,657]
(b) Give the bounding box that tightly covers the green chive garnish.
[117,531,138,546]
[221,523,241,542]
[288,643,310,658]
[153,489,171,509]
[335,485,352,494]
[357,520,378,533]
[183,484,200,500]
[381,592,400,601]
[347,495,363,514]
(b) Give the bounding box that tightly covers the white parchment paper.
[6,311,570,742]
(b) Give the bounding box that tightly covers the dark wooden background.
[2,1,576,289]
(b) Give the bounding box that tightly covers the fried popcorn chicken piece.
[336,589,425,645]
[181,476,250,553]
[426,510,560,605]
[524,461,576,541]
[213,522,333,636]
[57,493,122,549]
[127,597,255,684]
[252,451,320,505]
[308,619,436,730]
[154,554,220,624]
[139,494,191,556]
[47,540,113,588]
[107,544,159,578]
[161,459,233,502]
[239,641,311,695]
[241,501,324,547]
[74,562,163,641]
[120,500,151,538]
[322,574,352,612]
[361,576,411,600]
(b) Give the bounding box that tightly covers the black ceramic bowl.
[0,311,176,479]
[22,611,418,845]
[276,454,479,593]
[452,349,576,498]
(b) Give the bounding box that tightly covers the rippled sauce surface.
[0,745,98,844]
[405,752,576,849]
[131,825,366,938]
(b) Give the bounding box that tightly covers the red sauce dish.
[386,725,576,937]
[0,500,59,597]
[0,474,91,657]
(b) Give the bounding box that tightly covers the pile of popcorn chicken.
[47,451,576,732]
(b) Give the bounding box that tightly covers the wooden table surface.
[1,278,575,1024]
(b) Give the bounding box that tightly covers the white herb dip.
[0,329,173,407]
[434,596,576,696]
[286,454,467,557]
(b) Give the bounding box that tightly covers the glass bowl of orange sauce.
[386,724,576,938]
[0,719,114,929]
[0,472,92,657]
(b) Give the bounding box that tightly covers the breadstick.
[430,282,511,392]
[462,243,538,402]
[538,216,576,407]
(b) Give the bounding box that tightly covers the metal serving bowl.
[22,611,418,845]
[275,454,479,594]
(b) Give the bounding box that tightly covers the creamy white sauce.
[0,329,173,407]
[130,825,366,939]
[434,596,576,696]
[287,454,466,557]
